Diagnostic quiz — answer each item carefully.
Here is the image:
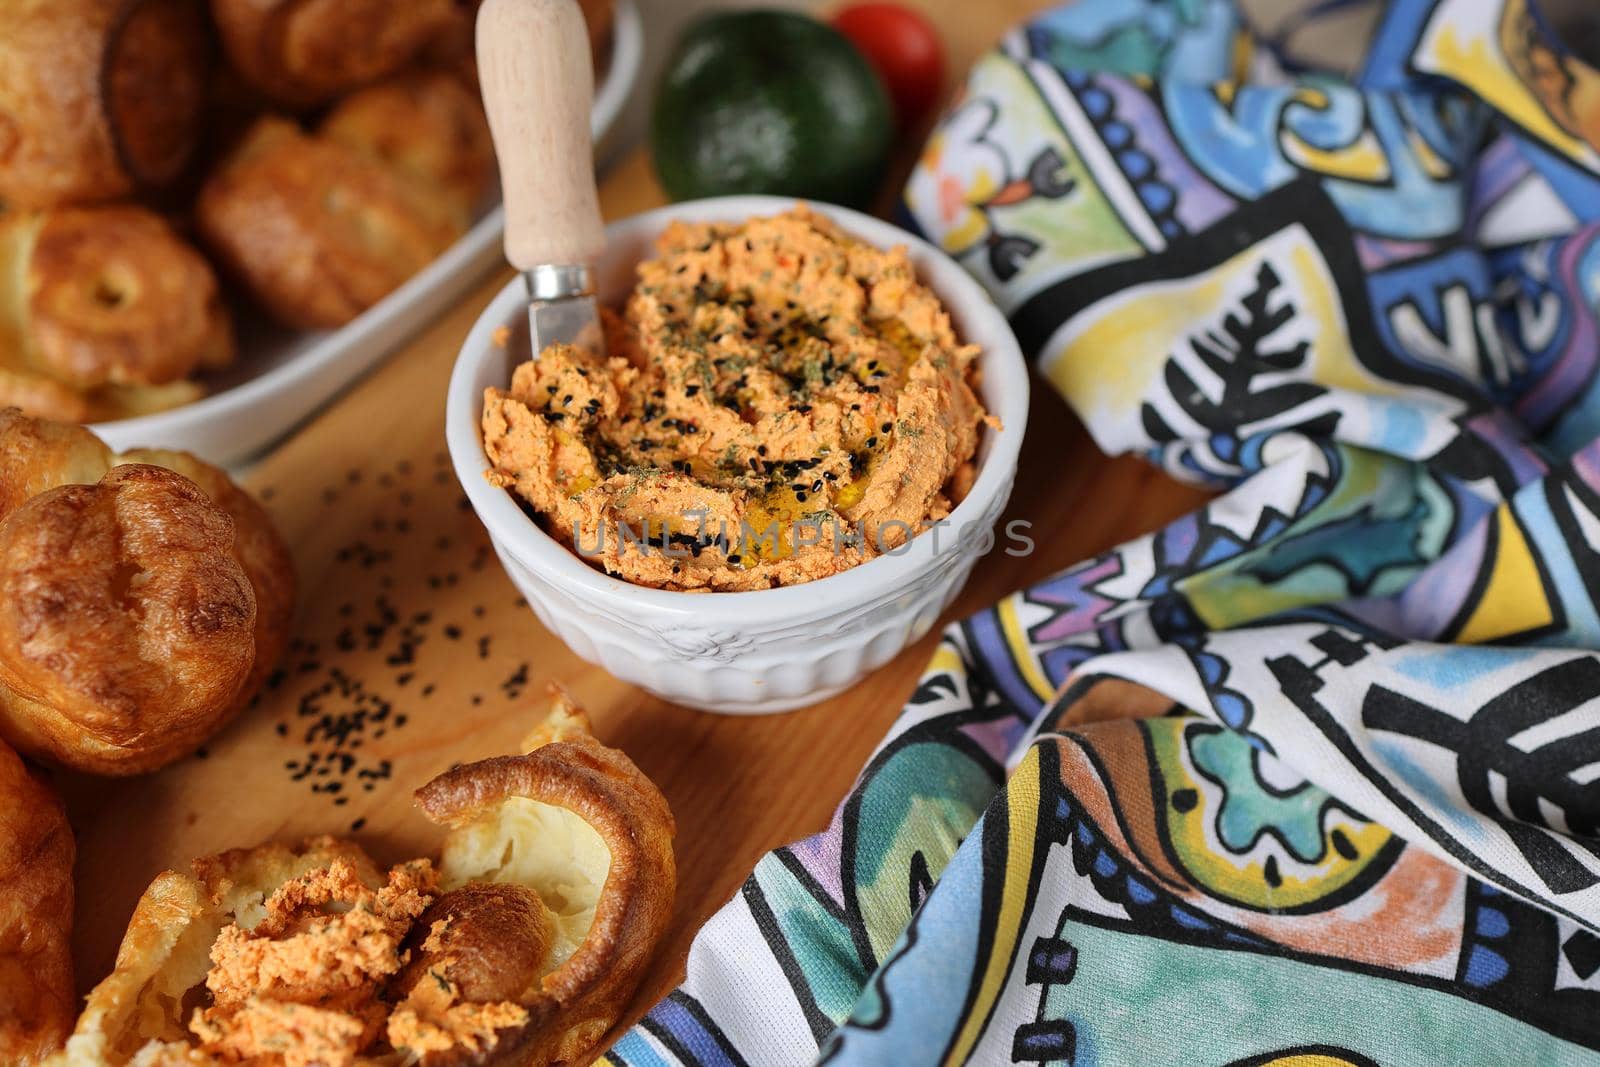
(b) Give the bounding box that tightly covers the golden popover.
[197,71,490,331]
[50,836,381,1066]
[209,0,460,108]
[0,0,209,208]
[0,207,234,391]
[0,737,75,1066]
[319,71,496,222]
[415,693,677,1066]
[0,410,294,775]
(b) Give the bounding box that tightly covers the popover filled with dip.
[481,207,992,591]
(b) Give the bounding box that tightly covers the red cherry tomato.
[830,3,945,131]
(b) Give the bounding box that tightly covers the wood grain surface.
[58,0,1212,1047]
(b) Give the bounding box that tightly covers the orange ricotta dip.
[482,207,989,591]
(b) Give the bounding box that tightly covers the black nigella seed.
[881,422,892,433]
[796,492,808,502]
[865,436,877,448]
[685,384,700,397]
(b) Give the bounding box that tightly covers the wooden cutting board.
[58,0,1212,1046]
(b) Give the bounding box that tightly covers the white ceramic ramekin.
[447,196,1027,713]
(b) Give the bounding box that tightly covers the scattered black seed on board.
[501,662,530,698]
[265,459,557,808]
[350,817,367,832]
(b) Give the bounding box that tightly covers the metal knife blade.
[526,265,605,360]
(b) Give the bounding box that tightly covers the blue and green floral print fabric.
[610,2,1600,1063]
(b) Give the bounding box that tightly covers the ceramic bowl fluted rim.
[446,195,1029,626]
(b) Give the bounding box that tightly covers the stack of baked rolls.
[0,0,616,419]
[49,691,676,1067]
[197,71,495,329]
[0,0,231,423]
[0,407,295,1064]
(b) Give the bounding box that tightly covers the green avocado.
[651,10,893,209]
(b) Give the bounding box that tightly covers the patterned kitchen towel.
[610,1,1600,1063]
